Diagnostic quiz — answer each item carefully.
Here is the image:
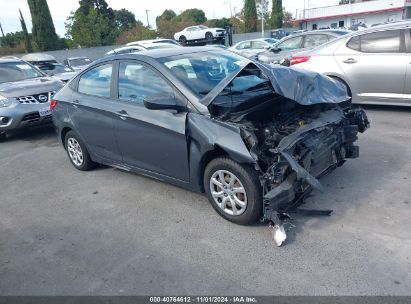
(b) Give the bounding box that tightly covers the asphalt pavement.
[0,106,410,295]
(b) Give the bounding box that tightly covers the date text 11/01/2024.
[149,296,257,303]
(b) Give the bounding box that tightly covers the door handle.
[117,110,129,120]
[343,58,357,64]
[72,100,80,108]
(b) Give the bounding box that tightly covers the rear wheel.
[179,35,187,44]
[65,131,96,171]
[204,157,262,225]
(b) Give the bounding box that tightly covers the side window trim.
[116,59,188,107]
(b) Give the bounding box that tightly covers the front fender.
[187,113,257,192]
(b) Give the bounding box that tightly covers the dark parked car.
[37,63,77,83]
[64,56,92,72]
[257,29,351,65]
[51,47,368,245]
[0,58,63,139]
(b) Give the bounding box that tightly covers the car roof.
[21,53,56,62]
[0,58,24,64]
[98,46,222,62]
[67,56,90,60]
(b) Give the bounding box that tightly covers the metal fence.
[9,30,299,63]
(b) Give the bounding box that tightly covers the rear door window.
[360,30,401,53]
[347,30,401,53]
[78,64,112,97]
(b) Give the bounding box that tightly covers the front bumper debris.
[262,107,369,246]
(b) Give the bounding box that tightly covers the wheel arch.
[325,73,352,97]
[60,126,72,148]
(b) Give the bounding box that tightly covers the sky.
[0,0,339,37]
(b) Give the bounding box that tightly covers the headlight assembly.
[0,95,13,107]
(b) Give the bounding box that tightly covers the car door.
[334,29,406,104]
[187,27,199,40]
[113,60,190,182]
[69,62,122,163]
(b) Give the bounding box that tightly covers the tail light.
[50,99,57,110]
[290,56,311,66]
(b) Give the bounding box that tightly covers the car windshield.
[70,58,91,67]
[0,62,44,84]
[159,51,250,97]
[38,64,73,74]
[198,25,208,30]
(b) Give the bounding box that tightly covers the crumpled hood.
[0,77,63,98]
[201,62,350,107]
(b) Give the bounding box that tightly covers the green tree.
[243,0,257,32]
[66,0,117,47]
[116,25,156,44]
[19,9,32,52]
[27,0,59,51]
[205,18,231,29]
[179,9,206,24]
[114,9,137,32]
[156,9,176,28]
[270,0,283,29]
[283,9,294,28]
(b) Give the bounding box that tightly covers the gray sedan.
[51,47,368,244]
[257,29,351,65]
[229,38,279,58]
[290,21,411,106]
[0,58,63,139]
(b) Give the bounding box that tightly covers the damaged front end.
[202,62,370,246]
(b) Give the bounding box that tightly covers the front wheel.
[204,157,262,225]
[205,32,213,41]
[65,131,96,171]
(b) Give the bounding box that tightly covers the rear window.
[78,64,112,97]
[347,30,401,53]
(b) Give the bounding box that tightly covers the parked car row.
[289,21,411,106]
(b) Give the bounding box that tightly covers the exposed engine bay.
[240,101,368,245]
[203,62,370,246]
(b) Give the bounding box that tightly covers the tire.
[205,32,213,41]
[0,132,7,141]
[179,35,187,44]
[204,157,263,225]
[64,131,96,171]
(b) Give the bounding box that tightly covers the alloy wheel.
[67,137,84,167]
[209,170,247,216]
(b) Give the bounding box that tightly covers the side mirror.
[271,47,282,53]
[264,45,270,50]
[143,94,186,112]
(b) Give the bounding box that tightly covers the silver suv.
[0,57,63,138]
[290,21,411,106]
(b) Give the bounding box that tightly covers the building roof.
[296,0,409,22]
